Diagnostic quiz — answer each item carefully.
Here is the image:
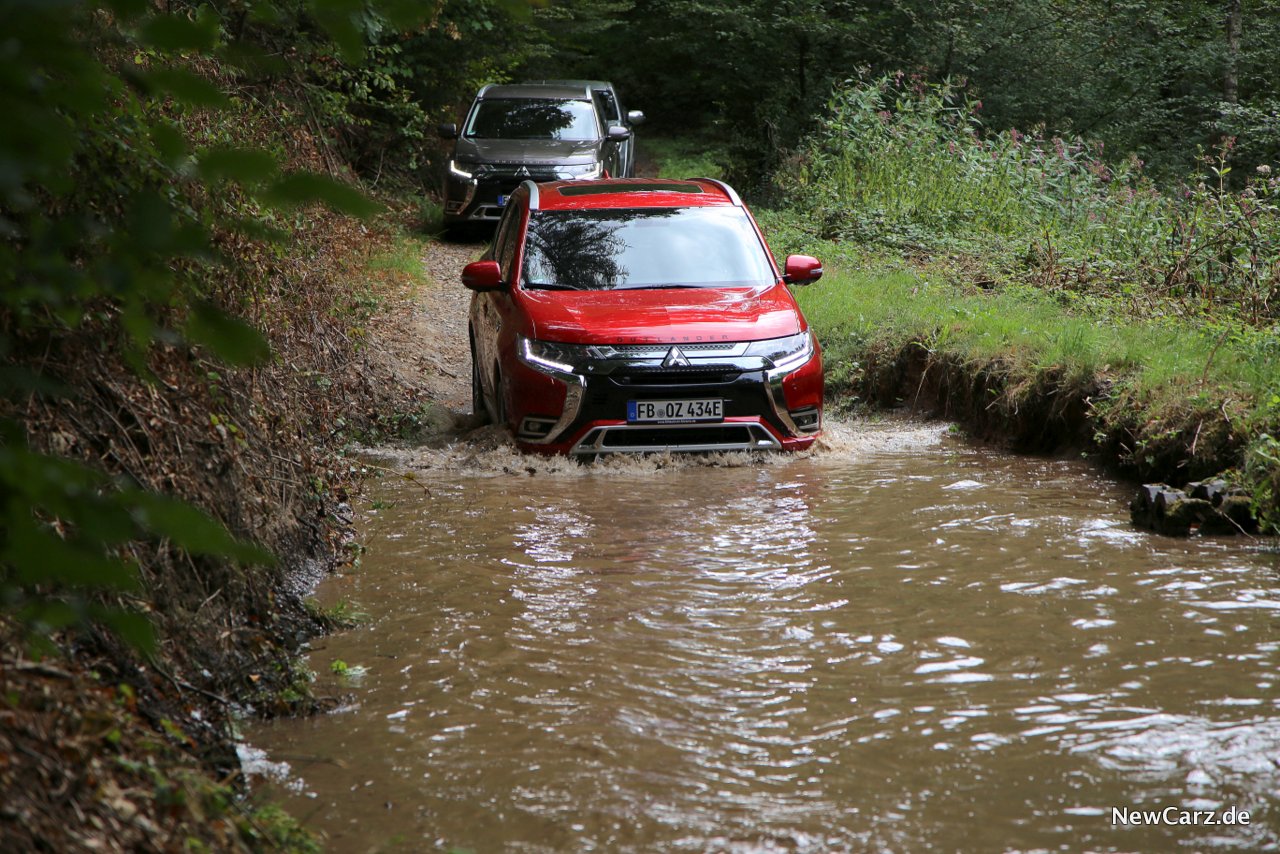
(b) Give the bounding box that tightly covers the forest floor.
[365,235,477,413]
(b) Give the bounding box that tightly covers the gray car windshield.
[465,98,599,141]
[521,207,776,291]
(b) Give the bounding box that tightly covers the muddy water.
[248,422,1280,852]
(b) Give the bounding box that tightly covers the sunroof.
[558,182,704,196]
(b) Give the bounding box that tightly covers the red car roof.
[531,178,739,211]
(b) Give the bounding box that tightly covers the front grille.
[575,369,781,434]
[611,367,740,386]
[477,170,558,185]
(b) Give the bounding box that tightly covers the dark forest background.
[329,0,1280,186]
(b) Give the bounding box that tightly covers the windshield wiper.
[527,282,580,290]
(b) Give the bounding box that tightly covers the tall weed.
[780,74,1280,322]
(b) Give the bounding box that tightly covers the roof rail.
[688,177,741,206]
[522,179,540,210]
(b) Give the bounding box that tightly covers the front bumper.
[506,339,823,455]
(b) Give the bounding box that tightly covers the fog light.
[790,407,821,434]
[518,416,559,440]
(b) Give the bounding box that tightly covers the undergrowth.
[761,74,1280,529]
[645,136,728,180]
[777,74,1280,323]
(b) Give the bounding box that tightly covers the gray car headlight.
[448,160,475,180]
[744,331,815,371]
[556,162,603,179]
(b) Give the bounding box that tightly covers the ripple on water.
[247,416,1280,853]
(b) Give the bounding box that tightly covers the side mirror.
[783,254,823,285]
[462,260,504,291]
[626,110,646,125]
[607,125,632,142]
[437,122,458,139]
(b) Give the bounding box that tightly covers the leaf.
[128,491,274,565]
[3,516,141,592]
[138,10,221,53]
[128,191,175,253]
[141,68,229,109]
[184,300,271,366]
[259,172,382,219]
[308,0,367,63]
[147,121,189,165]
[98,609,157,655]
[104,0,149,18]
[196,147,280,185]
[0,366,70,399]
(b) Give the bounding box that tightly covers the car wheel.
[469,334,490,425]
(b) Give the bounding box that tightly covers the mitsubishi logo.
[662,346,691,368]
[515,166,530,177]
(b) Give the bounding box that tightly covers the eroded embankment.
[770,239,1280,536]
[852,341,1233,476]
[1,130,436,853]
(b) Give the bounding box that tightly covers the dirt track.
[370,236,485,417]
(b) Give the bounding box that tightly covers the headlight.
[448,160,474,180]
[556,162,603,179]
[744,331,814,370]
[517,336,588,381]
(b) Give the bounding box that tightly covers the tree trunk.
[1224,0,1241,104]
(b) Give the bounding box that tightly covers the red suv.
[461,178,824,454]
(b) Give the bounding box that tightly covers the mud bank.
[1,142,440,854]
[832,336,1257,533]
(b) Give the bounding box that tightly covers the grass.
[641,135,727,180]
[796,261,1280,402]
[365,231,433,282]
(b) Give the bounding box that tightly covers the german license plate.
[496,194,509,206]
[627,399,723,423]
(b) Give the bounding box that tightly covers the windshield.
[465,98,599,141]
[521,207,777,291]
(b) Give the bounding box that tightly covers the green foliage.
[0,422,272,653]
[300,0,548,182]
[1,0,457,653]
[303,597,368,628]
[584,1,1280,184]
[795,263,1280,394]
[645,136,727,180]
[238,803,322,854]
[781,74,1280,322]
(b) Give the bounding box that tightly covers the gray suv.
[438,82,640,227]
[522,79,645,178]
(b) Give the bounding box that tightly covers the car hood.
[520,285,803,345]
[454,137,600,166]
